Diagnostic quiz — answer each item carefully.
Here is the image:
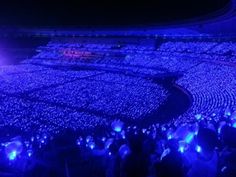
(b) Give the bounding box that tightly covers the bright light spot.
[114,127,122,132]
[121,131,126,139]
[167,135,172,140]
[166,128,174,140]
[76,139,81,146]
[185,133,194,144]
[31,137,34,142]
[178,141,186,153]
[225,108,231,116]
[178,146,185,153]
[5,140,23,161]
[195,145,202,153]
[111,120,124,133]
[86,136,93,143]
[8,151,17,160]
[232,122,236,128]
[195,114,202,120]
[27,150,33,157]
[88,142,95,150]
[101,137,106,142]
[25,141,30,147]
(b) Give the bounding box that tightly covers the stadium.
[0,0,236,177]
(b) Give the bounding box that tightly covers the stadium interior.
[0,0,236,177]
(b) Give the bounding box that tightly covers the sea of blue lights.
[0,62,168,135]
[1,108,236,164]
[0,37,236,176]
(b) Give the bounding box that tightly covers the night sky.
[0,0,230,27]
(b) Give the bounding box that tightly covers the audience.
[0,38,236,177]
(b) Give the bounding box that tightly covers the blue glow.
[192,123,199,135]
[119,144,130,159]
[178,141,186,153]
[111,120,124,133]
[221,166,227,172]
[43,134,48,139]
[195,145,202,153]
[5,140,23,161]
[105,138,114,149]
[224,108,231,116]
[195,114,202,120]
[114,126,122,132]
[25,141,30,147]
[121,131,126,139]
[161,126,166,131]
[88,142,95,150]
[31,137,34,142]
[218,121,226,134]
[218,127,221,134]
[27,150,33,157]
[86,136,93,143]
[178,146,185,153]
[122,134,126,139]
[166,128,173,140]
[160,148,171,160]
[8,150,17,161]
[231,111,236,119]
[76,139,81,146]
[1,35,236,175]
[167,134,172,140]
[184,133,194,144]
[232,122,236,128]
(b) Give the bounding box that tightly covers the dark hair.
[197,128,218,152]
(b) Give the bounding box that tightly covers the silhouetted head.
[197,128,218,153]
